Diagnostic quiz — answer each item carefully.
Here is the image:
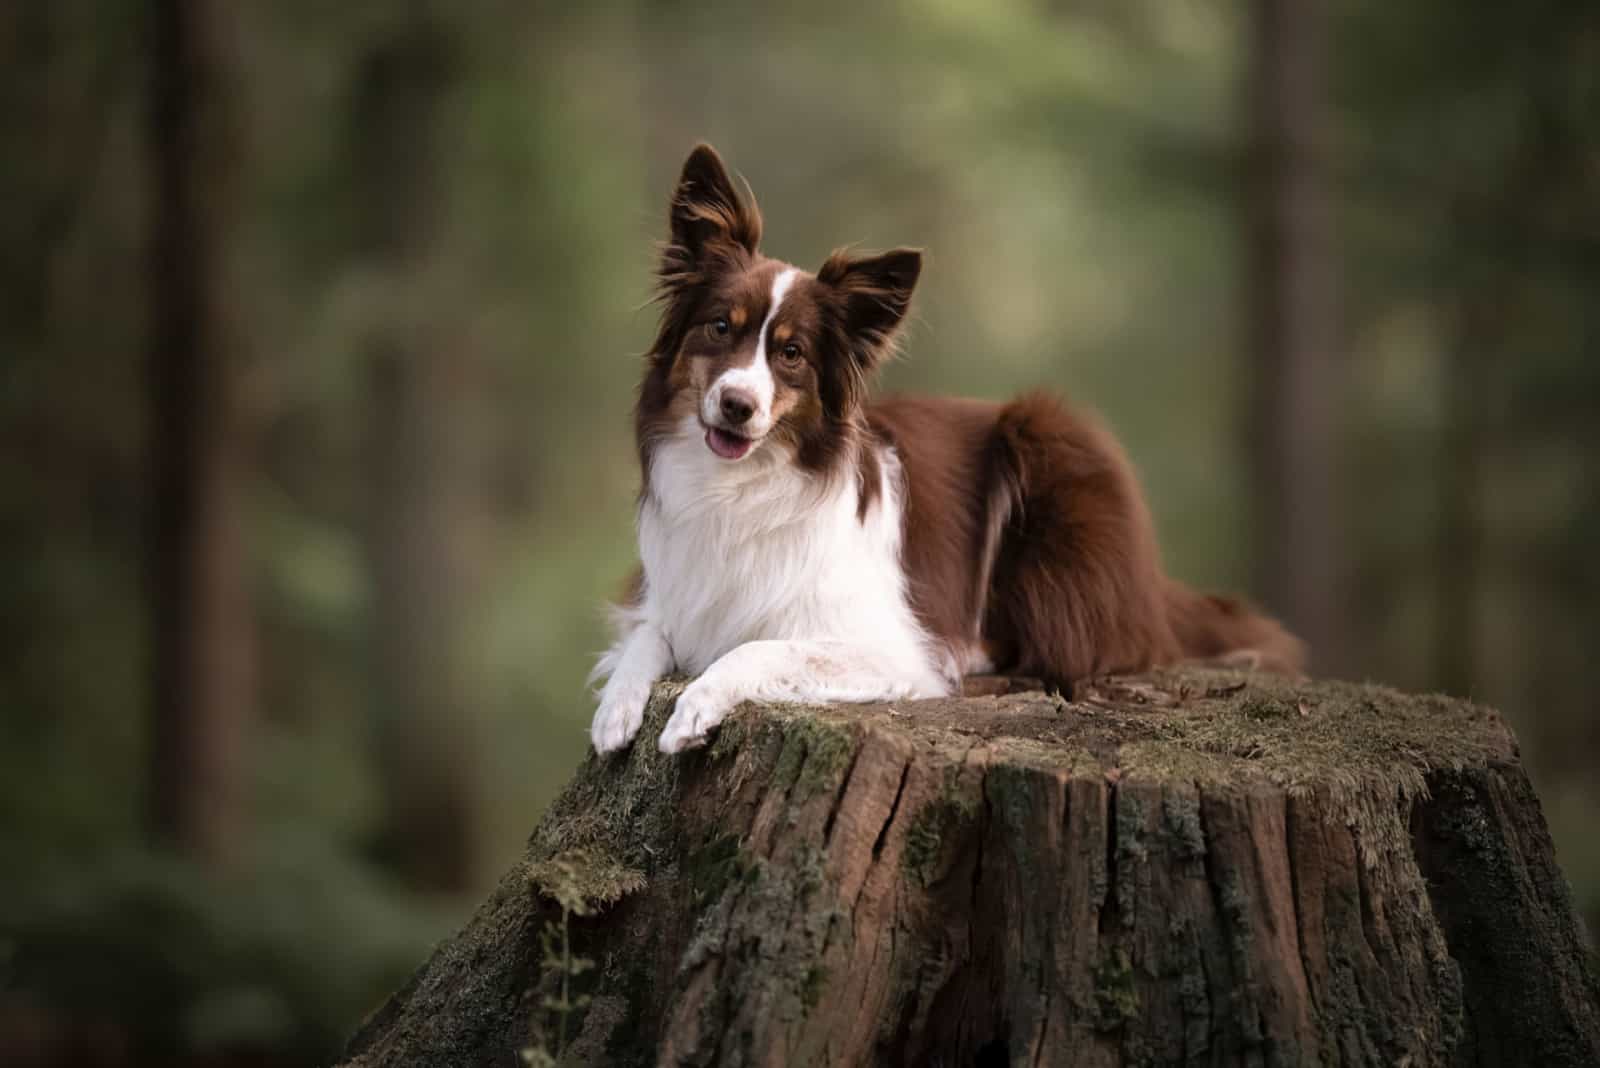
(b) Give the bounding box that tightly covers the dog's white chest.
[637,434,939,680]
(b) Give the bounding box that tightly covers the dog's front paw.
[658,680,735,754]
[591,683,651,755]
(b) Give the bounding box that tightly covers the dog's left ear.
[818,247,923,363]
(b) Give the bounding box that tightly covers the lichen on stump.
[339,669,1600,1067]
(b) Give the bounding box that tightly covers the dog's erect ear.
[817,247,923,362]
[663,144,762,274]
[649,145,762,360]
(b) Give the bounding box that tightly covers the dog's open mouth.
[705,425,756,461]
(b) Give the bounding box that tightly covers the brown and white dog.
[591,144,1304,755]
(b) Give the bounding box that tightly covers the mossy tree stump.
[341,670,1600,1067]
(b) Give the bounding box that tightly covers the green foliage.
[1333,0,1600,928]
[0,844,453,1063]
[521,851,605,1067]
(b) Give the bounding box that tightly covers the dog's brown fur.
[873,393,1304,692]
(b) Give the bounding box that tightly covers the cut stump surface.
[341,669,1600,1067]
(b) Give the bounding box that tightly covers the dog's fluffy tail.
[1164,581,1307,676]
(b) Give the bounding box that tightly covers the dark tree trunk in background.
[353,19,481,894]
[1433,299,1487,700]
[1245,0,1342,673]
[145,0,254,864]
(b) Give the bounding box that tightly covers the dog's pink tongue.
[705,426,754,460]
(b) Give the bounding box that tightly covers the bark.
[144,0,253,864]
[339,669,1600,1067]
[1245,0,1343,673]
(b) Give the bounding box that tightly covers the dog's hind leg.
[983,393,1180,693]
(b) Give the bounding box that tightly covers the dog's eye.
[779,342,803,365]
[708,317,731,339]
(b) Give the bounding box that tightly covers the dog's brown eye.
[779,342,803,365]
[709,317,731,339]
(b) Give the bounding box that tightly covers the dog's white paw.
[591,684,650,755]
[658,681,735,754]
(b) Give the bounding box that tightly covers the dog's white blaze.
[702,267,799,437]
[589,406,955,754]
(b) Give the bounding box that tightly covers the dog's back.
[872,391,1304,693]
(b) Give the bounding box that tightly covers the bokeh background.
[3,0,1596,1063]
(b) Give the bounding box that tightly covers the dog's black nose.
[720,388,756,426]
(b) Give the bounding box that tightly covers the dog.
[590,144,1304,755]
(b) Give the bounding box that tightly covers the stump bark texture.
[340,670,1600,1067]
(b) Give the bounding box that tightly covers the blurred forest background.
[2,0,1596,1063]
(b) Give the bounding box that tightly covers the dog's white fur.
[589,410,953,754]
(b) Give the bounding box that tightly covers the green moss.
[770,729,808,790]
[984,763,1055,892]
[706,715,747,763]
[902,809,944,885]
[529,681,690,875]
[903,792,978,886]
[1436,785,1495,853]
[673,838,845,1048]
[1240,695,1294,721]
[986,735,1106,779]
[801,963,828,1011]
[1114,791,1148,925]
[1178,963,1208,1018]
[602,952,657,1063]
[1117,670,1508,812]
[1218,871,1254,963]
[986,764,1034,826]
[784,716,857,799]
[1094,946,1138,1030]
[1161,793,1206,861]
[1115,792,1149,867]
[687,833,750,907]
[527,847,645,914]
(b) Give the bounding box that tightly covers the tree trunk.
[1432,297,1488,702]
[351,18,481,893]
[340,670,1599,1067]
[144,0,253,865]
[1245,0,1342,674]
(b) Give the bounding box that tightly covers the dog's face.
[638,145,921,476]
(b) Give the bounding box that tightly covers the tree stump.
[340,670,1600,1067]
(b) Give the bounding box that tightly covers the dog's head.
[637,144,921,476]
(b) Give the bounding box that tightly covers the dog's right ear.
[662,144,762,278]
[649,146,762,359]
